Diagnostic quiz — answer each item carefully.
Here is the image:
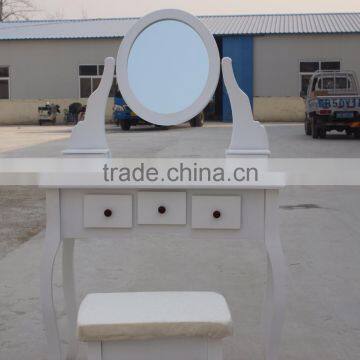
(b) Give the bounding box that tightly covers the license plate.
[336,112,353,119]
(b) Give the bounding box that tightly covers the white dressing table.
[39,9,287,360]
[40,179,286,360]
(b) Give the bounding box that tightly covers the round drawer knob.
[104,209,112,217]
[158,206,166,214]
[213,210,221,219]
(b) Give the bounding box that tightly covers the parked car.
[112,91,204,130]
[305,70,360,138]
[112,92,143,130]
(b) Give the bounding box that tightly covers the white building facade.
[0,13,359,124]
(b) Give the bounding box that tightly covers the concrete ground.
[0,186,45,259]
[0,123,360,360]
[1,122,360,158]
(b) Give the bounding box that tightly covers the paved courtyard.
[0,123,360,360]
[1,122,360,158]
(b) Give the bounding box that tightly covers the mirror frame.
[116,9,220,126]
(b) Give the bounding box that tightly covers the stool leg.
[87,342,102,360]
[207,339,223,360]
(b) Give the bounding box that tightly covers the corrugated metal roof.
[0,12,360,40]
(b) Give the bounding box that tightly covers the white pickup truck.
[305,70,360,138]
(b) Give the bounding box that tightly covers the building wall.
[253,34,360,97]
[0,39,121,100]
[253,97,305,122]
[0,98,115,125]
[1,34,360,124]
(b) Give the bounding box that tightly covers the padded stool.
[77,292,233,360]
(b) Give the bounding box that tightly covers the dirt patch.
[0,186,45,259]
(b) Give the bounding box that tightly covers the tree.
[0,0,36,21]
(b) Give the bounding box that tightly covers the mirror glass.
[127,20,209,114]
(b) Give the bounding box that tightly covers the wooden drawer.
[137,192,186,225]
[84,195,132,228]
[191,196,241,229]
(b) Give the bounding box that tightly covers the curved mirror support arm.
[62,57,115,158]
[222,57,270,157]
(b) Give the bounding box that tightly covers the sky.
[33,0,360,20]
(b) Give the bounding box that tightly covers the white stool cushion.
[77,292,233,342]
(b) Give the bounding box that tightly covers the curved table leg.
[40,189,62,360]
[63,239,78,360]
[263,190,287,360]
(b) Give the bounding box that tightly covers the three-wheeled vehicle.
[38,103,60,125]
[305,70,360,138]
[112,91,204,130]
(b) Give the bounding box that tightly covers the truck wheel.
[190,112,205,127]
[354,129,360,139]
[318,128,326,139]
[120,120,131,131]
[305,117,312,136]
[311,119,319,139]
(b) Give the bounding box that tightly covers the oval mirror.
[116,9,220,126]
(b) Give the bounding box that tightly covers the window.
[299,60,340,96]
[322,77,334,90]
[336,77,350,90]
[321,61,341,71]
[300,74,313,96]
[0,66,10,99]
[79,65,97,76]
[300,62,319,73]
[313,74,356,95]
[79,65,117,98]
